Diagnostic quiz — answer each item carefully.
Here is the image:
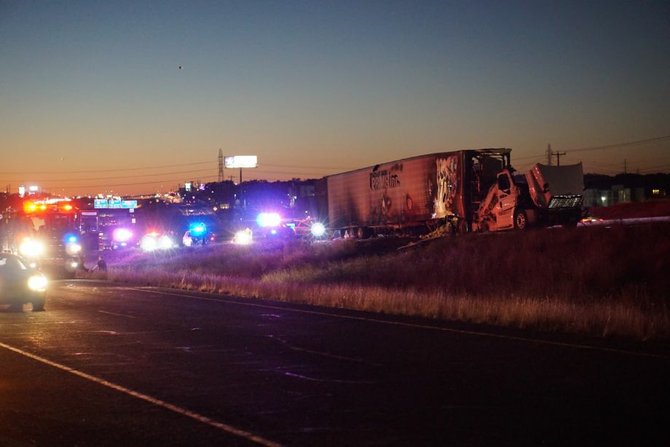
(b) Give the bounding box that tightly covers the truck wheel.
[357,227,373,239]
[514,210,529,230]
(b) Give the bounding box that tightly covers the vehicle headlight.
[27,274,48,292]
[140,235,158,252]
[310,222,326,238]
[19,238,46,259]
[113,228,133,242]
[158,235,175,250]
[66,242,82,255]
[233,229,253,245]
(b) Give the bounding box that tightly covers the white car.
[0,253,48,311]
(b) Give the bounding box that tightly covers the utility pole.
[552,150,567,166]
[547,144,553,166]
[218,148,224,182]
[624,159,627,174]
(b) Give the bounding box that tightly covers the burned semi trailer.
[324,149,512,237]
[323,148,584,237]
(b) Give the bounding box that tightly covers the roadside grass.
[92,223,670,341]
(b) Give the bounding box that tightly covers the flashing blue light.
[257,212,281,228]
[63,233,79,244]
[190,223,207,235]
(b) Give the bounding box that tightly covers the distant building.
[583,173,670,208]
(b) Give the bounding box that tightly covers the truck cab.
[475,163,584,232]
[476,169,532,231]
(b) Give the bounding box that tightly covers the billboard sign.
[224,155,257,169]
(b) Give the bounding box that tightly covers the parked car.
[0,253,48,311]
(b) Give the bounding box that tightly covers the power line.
[12,169,331,194]
[30,167,330,192]
[583,159,624,166]
[0,161,349,194]
[0,160,214,175]
[636,164,670,174]
[566,135,670,153]
[260,163,353,171]
[0,168,216,183]
[40,175,220,192]
[0,160,354,176]
[512,153,545,162]
[510,135,670,164]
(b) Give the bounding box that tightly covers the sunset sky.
[1,0,669,196]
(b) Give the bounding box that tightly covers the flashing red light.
[23,201,49,213]
[23,199,75,214]
[23,201,37,213]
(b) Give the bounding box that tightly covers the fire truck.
[5,198,86,278]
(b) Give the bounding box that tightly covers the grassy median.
[87,223,670,341]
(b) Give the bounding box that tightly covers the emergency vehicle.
[6,198,85,278]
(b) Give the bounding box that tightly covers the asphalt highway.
[1,281,668,446]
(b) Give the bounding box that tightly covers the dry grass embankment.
[589,199,670,220]
[90,223,670,341]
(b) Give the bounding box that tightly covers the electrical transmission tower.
[218,148,224,182]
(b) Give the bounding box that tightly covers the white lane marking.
[0,341,282,447]
[91,330,120,335]
[132,288,669,361]
[283,371,375,385]
[267,334,379,366]
[99,310,136,319]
